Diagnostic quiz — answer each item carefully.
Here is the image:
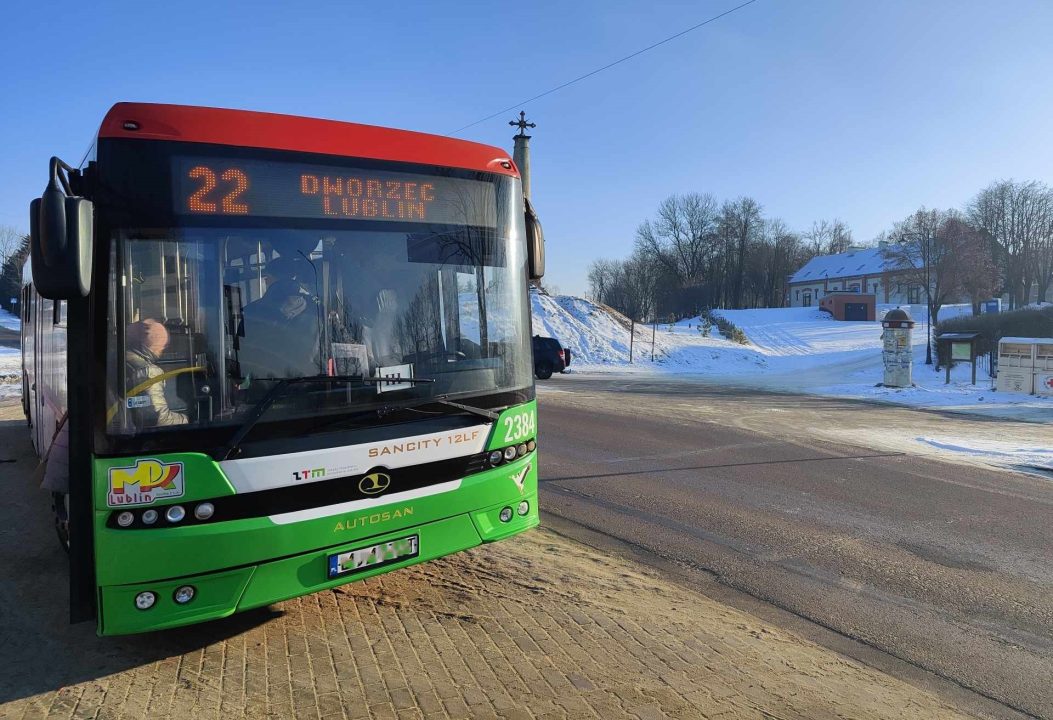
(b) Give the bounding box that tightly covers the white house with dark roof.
[788,245,924,308]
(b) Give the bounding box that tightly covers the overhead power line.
[448,0,760,136]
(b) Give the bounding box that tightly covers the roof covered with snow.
[790,246,911,284]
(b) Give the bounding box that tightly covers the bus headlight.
[516,443,527,457]
[194,502,215,521]
[116,511,135,527]
[173,586,196,605]
[165,505,186,523]
[517,501,530,516]
[527,439,536,452]
[135,591,157,610]
[488,450,504,466]
[502,447,517,462]
[141,509,159,525]
[499,506,513,523]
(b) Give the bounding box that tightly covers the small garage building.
[819,293,876,321]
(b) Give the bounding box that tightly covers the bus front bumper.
[97,496,538,636]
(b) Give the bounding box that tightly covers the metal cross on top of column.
[509,111,536,137]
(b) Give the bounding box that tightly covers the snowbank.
[0,309,20,332]
[531,291,644,364]
[0,347,20,399]
[915,437,1052,474]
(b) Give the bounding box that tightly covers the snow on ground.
[0,347,20,400]
[0,308,20,331]
[532,293,1053,475]
[713,304,1051,420]
[532,291,666,364]
[915,437,1053,474]
[532,293,1051,423]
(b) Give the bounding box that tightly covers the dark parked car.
[532,335,571,379]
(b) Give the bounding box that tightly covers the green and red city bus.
[22,102,545,635]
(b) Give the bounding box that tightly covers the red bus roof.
[98,103,519,177]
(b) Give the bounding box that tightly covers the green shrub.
[702,309,750,345]
[937,305,1053,355]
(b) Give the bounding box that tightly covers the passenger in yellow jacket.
[125,319,188,427]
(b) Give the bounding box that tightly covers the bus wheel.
[52,492,70,553]
[535,363,553,380]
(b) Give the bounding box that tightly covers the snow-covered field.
[0,348,20,400]
[0,307,19,332]
[0,308,20,400]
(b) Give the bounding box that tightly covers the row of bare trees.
[968,180,1053,309]
[589,180,1053,322]
[0,226,29,314]
[587,193,852,320]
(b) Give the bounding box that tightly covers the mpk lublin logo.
[107,459,185,507]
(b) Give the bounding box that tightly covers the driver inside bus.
[126,319,188,427]
[238,254,322,381]
[344,247,404,367]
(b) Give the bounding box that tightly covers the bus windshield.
[104,163,532,439]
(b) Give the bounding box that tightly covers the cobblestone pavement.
[0,403,973,720]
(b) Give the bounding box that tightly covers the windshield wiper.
[218,375,435,460]
[313,394,501,434]
[378,395,500,422]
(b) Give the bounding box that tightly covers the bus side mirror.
[30,160,94,299]
[525,198,545,281]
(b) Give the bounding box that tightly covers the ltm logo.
[293,467,326,482]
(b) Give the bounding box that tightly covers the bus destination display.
[173,157,497,226]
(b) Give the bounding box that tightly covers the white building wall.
[789,273,921,308]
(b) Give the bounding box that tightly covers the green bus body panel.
[94,453,537,585]
[100,501,538,636]
[92,402,539,635]
[485,400,536,451]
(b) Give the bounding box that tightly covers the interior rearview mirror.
[30,158,94,299]
[525,197,545,281]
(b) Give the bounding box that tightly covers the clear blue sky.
[2,1,1052,295]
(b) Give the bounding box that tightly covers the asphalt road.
[535,375,1053,720]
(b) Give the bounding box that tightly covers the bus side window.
[41,298,53,327]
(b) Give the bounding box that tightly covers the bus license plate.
[328,535,419,578]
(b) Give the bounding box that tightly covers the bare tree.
[720,197,762,309]
[943,214,1000,314]
[884,208,953,364]
[0,232,30,313]
[587,259,621,302]
[634,193,720,287]
[1033,187,1053,304]
[757,220,807,307]
[803,220,832,255]
[0,226,22,268]
[968,180,1052,308]
[803,218,854,255]
[828,219,854,254]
